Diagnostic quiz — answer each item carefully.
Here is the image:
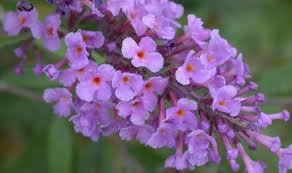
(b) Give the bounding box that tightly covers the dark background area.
[0,0,292,172]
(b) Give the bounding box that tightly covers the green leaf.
[259,63,292,95]
[1,67,58,90]
[91,51,105,64]
[0,34,30,50]
[35,39,66,59]
[127,142,171,172]
[48,118,73,173]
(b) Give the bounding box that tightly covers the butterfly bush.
[3,0,292,172]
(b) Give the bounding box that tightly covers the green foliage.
[48,118,73,173]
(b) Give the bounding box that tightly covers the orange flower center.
[186,64,193,72]
[219,100,226,106]
[159,128,166,134]
[19,16,27,25]
[92,76,102,86]
[132,101,140,107]
[137,51,145,59]
[129,11,136,19]
[207,55,214,63]
[145,82,152,90]
[75,46,83,54]
[176,109,185,117]
[47,26,54,36]
[77,67,85,73]
[82,34,90,42]
[122,76,129,83]
[59,96,67,102]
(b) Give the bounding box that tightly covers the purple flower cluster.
[3,0,292,172]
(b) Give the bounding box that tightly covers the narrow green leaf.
[1,67,58,89]
[35,39,66,59]
[0,34,30,50]
[48,118,73,173]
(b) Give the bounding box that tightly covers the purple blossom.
[200,30,237,69]
[41,14,61,51]
[3,9,41,38]
[116,97,152,125]
[248,131,281,153]
[79,30,105,48]
[33,65,43,76]
[112,71,143,101]
[221,134,240,172]
[205,75,226,96]
[143,0,182,30]
[166,98,198,131]
[107,0,134,16]
[165,153,188,170]
[87,3,104,17]
[212,85,241,116]
[278,145,292,173]
[76,64,115,102]
[161,1,184,20]
[140,76,168,110]
[14,47,25,58]
[119,124,155,144]
[43,88,72,117]
[71,112,101,141]
[176,50,212,85]
[237,143,266,173]
[221,53,251,80]
[43,64,60,80]
[185,130,221,167]
[142,14,175,40]
[65,32,89,69]
[141,76,168,96]
[122,37,164,72]
[79,102,111,124]
[59,61,98,87]
[70,101,112,141]
[257,110,290,128]
[184,14,210,46]
[125,5,148,36]
[147,122,176,149]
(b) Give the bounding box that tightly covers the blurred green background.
[0,0,292,173]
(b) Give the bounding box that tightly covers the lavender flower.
[278,145,292,173]
[65,32,89,69]
[41,14,61,51]
[79,30,105,49]
[4,1,292,172]
[212,85,241,116]
[185,130,221,167]
[176,50,212,85]
[122,36,164,72]
[116,97,152,125]
[142,14,175,40]
[147,122,176,149]
[119,124,154,144]
[43,64,60,80]
[184,14,210,46]
[43,88,72,117]
[3,9,41,38]
[200,30,237,69]
[166,98,198,131]
[76,64,115,102]
[112,71,143,101]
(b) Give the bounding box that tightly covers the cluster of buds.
[3,0,292,172]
